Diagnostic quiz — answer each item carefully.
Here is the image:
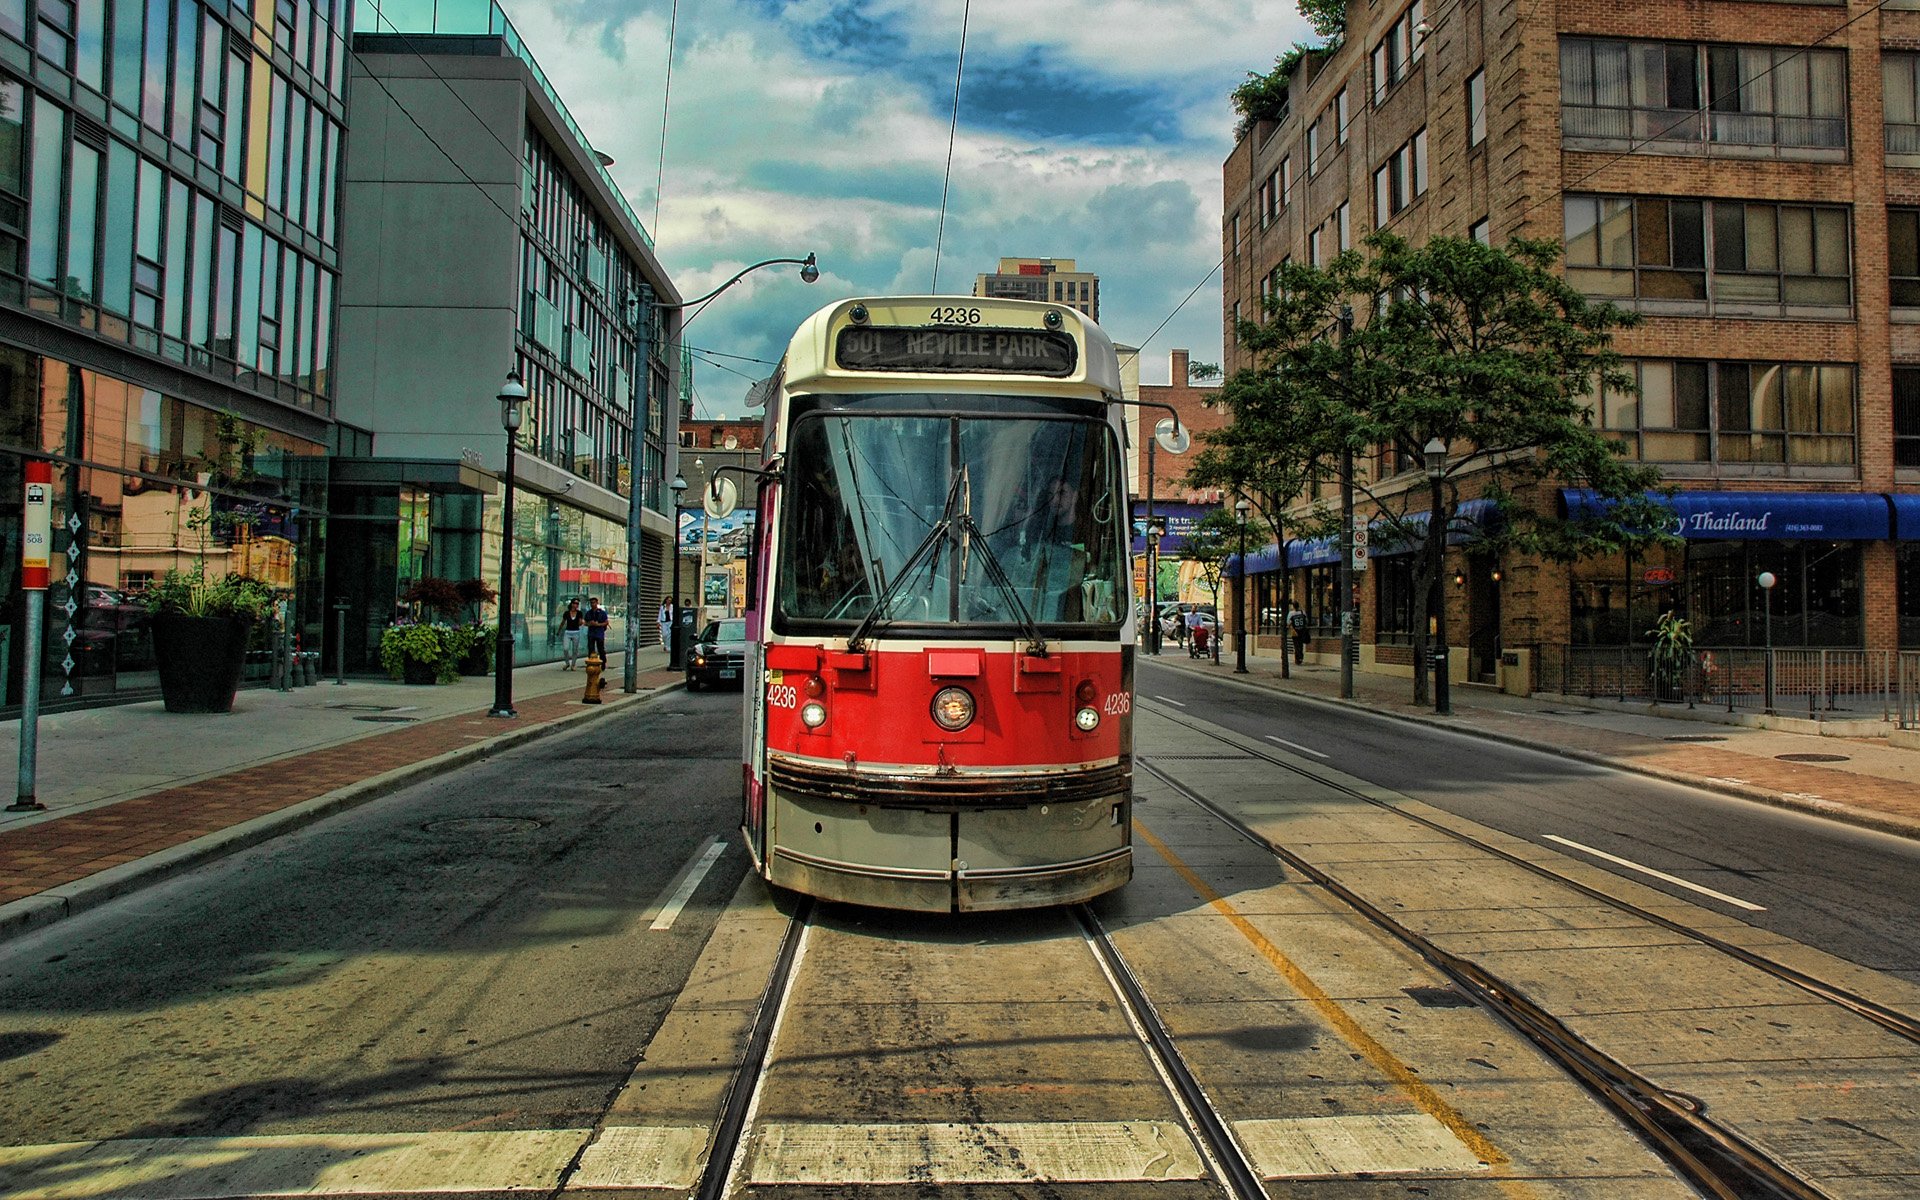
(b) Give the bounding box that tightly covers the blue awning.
[1891,493,1920,540]
[1562,489,1890,540]
[1230,500,1501,575]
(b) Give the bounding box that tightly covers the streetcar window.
[776,407,1127,632]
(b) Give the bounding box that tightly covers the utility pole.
[1338,307,1355,700]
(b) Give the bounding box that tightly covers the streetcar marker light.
[931,687,975,731]
[1076,679,1097,704]
[801,701,827,728]
[804,674,825,697]
[1074,706,1100,731]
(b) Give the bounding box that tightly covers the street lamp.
[1234,496,1250,674]
[1758,570,1777,714]
[668,473,688,669]
[1137,407,1188,656]
[1424,436,1450,716]
[1146,521,1163,654]
[490,371,528,719]
[625,254,819,692]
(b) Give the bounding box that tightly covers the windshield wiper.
[956,512,1047,656]
[846,468,966,653]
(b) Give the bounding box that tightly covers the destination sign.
[835,326,1078,377]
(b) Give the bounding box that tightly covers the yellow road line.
[1134,820,1514,1174]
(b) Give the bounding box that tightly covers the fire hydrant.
[582,652,605,704]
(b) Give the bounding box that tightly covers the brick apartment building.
[1223,0,1920,692]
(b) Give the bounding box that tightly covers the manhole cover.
[422,817,544,835]
[1664,735,1727,743]
[1775,753,1850,763]
[354,714,417,723]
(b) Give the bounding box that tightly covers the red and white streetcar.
[721,296,1136,912]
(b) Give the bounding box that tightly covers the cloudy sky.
[481,0,1312,417]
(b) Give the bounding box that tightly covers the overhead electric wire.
[653,0,680,236]
[930,0,972,294]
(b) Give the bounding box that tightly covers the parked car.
[686,617,748,691]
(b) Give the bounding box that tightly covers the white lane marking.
[744,1121,1204,1184]
[1153,695,1188,707]
[1263,734,1329,759]
[1237,1112,1490,1178]
[1543,834,1765,912]
[0,1129,587,1198]
[649,837,728,930]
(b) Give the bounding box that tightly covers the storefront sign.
[21,460,50,591]
[1643,567,1675,585]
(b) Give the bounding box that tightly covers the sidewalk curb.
[1148,657,1920,842]
[0,683,683,945]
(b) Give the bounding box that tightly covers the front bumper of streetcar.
[761,755,1133,912]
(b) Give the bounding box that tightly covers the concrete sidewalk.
[0,652,682,942]
[1144,643,1920,839]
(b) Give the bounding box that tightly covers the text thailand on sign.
[835,327,1078,377]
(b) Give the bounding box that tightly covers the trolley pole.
[10,460,52,812]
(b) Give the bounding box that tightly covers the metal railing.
[1540,645,1908,724]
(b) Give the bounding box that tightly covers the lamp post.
[667,473,688,668]
[1234,496,1250,674]
[1424,436,1450,716]
[625,254,819,692]
[490,371,528,719]
[1146,521,1162,653]
[1758,570,1777,714]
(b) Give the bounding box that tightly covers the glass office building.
[0,0,345,709]
[336,0,680,672]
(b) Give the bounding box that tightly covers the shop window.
[1375,555,1417,644]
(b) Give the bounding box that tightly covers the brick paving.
[0,668,680,906]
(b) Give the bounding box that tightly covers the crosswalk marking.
[0,1115,1491,1195]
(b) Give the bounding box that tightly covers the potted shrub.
[379,622,457,684]
[145,569,275,713]
[449,623,495,676]
[454,578,498,675]
[1648,611,1694,704]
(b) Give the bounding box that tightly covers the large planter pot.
[152,614,253,713]
[401,656,440,685]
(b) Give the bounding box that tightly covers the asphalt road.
[0,687,752,1145]
[1137,657,1920,983]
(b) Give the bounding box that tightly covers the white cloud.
[492,0,1307,406]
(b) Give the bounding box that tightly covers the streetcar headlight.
[931,686,975,731]
[801,701,828,728]
[1074,706,1100,732]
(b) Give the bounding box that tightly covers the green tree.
[1215,231,1672,705]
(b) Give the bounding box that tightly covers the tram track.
[1136,701,1920,1200]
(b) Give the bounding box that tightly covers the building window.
[1583,359,1854,466]
[1371,0,1426,105]
[1306,122,1320,174]
[1229,211,1241,258]
[1562,38,1845,157]
[1335,87,1349,145]
[1373,129,1428,223]
[1892,208,1920,307]
[1375,556,1417,644]
[1258,171,1276,226]
[1337,201,1350,252]
[1470,217,1490,245]
[1466,69,1485,146]
[1895,367,1920,467]
[1565,194,1851,315]
[1890,53,1920,159]
[1281,156,1292,208]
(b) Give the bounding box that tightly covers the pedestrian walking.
[585,596,610,660]
[560,599,585,669]
[1287,606,1308,664]
[657,597,673,651]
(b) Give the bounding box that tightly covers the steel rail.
[694,896,813,1200]
[1136,751,1833,1200]
[1073,904,1269,1200]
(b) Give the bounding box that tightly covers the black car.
[686,617,748,691]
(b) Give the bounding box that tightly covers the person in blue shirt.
[585,597,610,660]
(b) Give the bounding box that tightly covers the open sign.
[1643,567,1675,585]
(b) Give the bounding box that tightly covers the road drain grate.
[1664,735,1727,743]
[1775,752,1849,763]
[354,714,418,723]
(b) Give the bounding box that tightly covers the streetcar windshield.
[778,408,1126,631]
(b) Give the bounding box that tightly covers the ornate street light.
[489,371,528,718]
[624,255,819,692]
[1234,496,1250,674]
[1758,570,1777,714]
[1145,521,1163,656]
[1424,436,1450,716]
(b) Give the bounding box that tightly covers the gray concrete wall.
[336,55,526,471]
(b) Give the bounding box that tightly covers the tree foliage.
[1201,231,1671,703]
[1230,45,1311,136]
